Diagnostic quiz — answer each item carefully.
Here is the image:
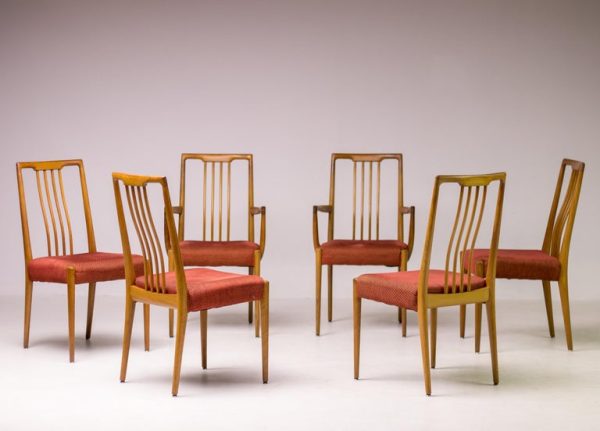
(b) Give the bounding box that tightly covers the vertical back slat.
[202,161,207,241]
[459,187,480,292]
[35,171,52,256]
[142,186,166,293]
[551,170,577,257]
[125,186,152,292]
[219,162,223,241]
[352,161,357,240]
[50,170,67,255]
[133,187,159,292]
[368,161,373,240]
[58,170,74,254]
[360,161,365,240]
[43,170,59,255]
[451,187,472,293]
[466,186,488,291]
[444,186,465,294]
[211,162,215,241]
[376,161,381,240]
[227,161,231,241]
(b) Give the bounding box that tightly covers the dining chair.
[158,154,266,340]
[16,159,144,362]
[460,159,584,351]
[113,172,269,396]
[353,173,505,395]
[313,153,415,335]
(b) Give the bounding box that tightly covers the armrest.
[313,204,333,249]
[250,206,266,256]
[401,205,415,260]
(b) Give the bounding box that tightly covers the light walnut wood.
[353,173,506,395]
[313,154,415,335]
[17,159,103,362]
[113,172,269,395]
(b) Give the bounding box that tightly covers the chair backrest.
[328,153,404,241]
[16,159,96,262]
[419,173,506,304]
[542,159,585,267]
[177,153,255,242]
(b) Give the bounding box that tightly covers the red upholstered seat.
[28,252,144,284]
[135,268,264,312]
[179,240,259,267]
[464,249,560,281]
[321,240,408,266]
[356,270,486,311]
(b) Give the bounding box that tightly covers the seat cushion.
[135,268,264,311]
[179,240,260,267]
[463,249,561,281]
[321,240,408,266]
[356,270,486,311]
[28,252,144,284]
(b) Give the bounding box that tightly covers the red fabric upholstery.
[134,268,264,311]
[28,252,144,284]
[463,249,561,281]
[321,240,408,266]
[179,240,259,267]
[356,270,486,311]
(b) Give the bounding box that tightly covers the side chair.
[16,159,143,362]
[313,153,415,335]
[113,172,269,396]
[461,159,584,351]
[353,173,506,395]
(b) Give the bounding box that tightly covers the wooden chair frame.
[160,153,266,341]
[313,153,415,335]
[113,172,269,396]
[17,159,98,362]
[462,159,584,351]
[354,173,506,395]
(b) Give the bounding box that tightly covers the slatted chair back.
[328,153,406,242]
[419,173,506,306]
[542,159,585,266]
[16,160,96,263]
[113,173,186,303]
[177,153,254,242]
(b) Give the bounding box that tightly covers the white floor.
[1,289,599,431]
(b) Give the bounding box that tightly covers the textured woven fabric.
[179,240,259,267]
[464,249,560,281]
[135,268,264,311]
[321,240,408,266]
[28,252,144,284]
[356,269,486,310]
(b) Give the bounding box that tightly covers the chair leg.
[402,308,407,337]
[398,307,402,323]
[168,309,174,338]
[172,310,188,396]
[66,268,76,363]
[315,250,322,336]
[459,305,466,338]
[248,302,253,324]
[418,304,432,396]
[23,278,33,348]
[474,303,482,353]
[430,308,437,369]
[398,251,406,325]
[558,276,573,350]
[485,300,499,385]
[200,310,207,369]
[254,300,260,338]
[85,282,96,340]
[261,282,270,383]
[542,280,555,338]
[143,304,150,352]
[120,297,136,382]
[353,281,361,380]
[327,265,333,322]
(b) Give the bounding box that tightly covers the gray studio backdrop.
[1,0,598,300]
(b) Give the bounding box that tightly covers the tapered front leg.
[261,282,270,384]
[23,278,33,348]
[85,282,96,340]
[120,297,136,382]
[200,310,207,369]
[558,276,573,350]
[542,280,555,338]
[327,265,333,322]
[143,304,150,351]
[66,268,76,363]
[315,249,322,336]
[485,300,499,385]
[172,310,188,396]
[430,308,438,368]
[418,304,431,395]
[353,281,362,380]
[459,305,466,338]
